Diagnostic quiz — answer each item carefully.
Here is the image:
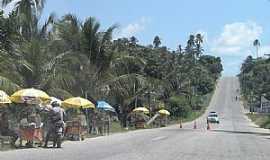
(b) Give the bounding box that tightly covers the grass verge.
[247,113,270,129]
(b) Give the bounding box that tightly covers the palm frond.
[1,0,13,6]
[39,12,55,38]
[46,88,73,100]
[100,24,118,44]
[111,55,146,75]
[0,75,21,94]
[106,73,147,98]
[43,50,73,72]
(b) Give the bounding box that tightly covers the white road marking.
[151,136,167,141]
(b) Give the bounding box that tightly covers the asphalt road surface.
[1,77,270,160]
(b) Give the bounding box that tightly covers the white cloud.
[260,45,270,57]
[211,21,263,56]
[114,17,149,39]
[208,21,268,76]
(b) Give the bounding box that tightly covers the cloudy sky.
[2,0,270,76]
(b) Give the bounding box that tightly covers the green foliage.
[168,96,191,118]
[239,55,270,105]
[0,76,21,94]
[0,1,223,126]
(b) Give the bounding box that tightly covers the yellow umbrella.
[0,90,11,104]
[158,109,170,116]
[62,97,95,109]
[132,107,150,114]
[10,88,51,104]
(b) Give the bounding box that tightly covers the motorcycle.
[53,121,64,148]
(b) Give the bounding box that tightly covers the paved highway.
[1,77,270,160]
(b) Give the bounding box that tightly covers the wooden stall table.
[65,120,87,141]
[135,121,145,129]
[19,125,43,147]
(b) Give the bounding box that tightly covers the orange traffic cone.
[179,120,182,128]
[193,121,197,129]
[207,121,210,130]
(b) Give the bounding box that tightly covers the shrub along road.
[1,77,270,160]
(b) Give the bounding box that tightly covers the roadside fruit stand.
[96,101,116,135]
[10,88,51,147]
[132,107,150,129]
[157,109,170,127]
[62,97,95,141]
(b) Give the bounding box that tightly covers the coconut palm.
[177,44,182,54]
[81,17,100,62]
[56,14,81,51]
[106,73,147,127]
[253,39,260,58]
[130,36,138,47]
[2,0,45,19]
[2,0,46,39]
[153,36,161,48]
[195,33,203,57]
[186,34,195,51]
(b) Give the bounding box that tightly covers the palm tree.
[153,36,161,48]
[253,39,260,58]
[195,34,203,44]
[177,44,182,54]
[95,23,118,69]
[195,33,203,57]
[81,17,100,62]
[130,36,138,47]
[2,0,45,17]
[56,14,81,51]
[2,0,46,39]
[106,73,147,127]
[186,34,195,51]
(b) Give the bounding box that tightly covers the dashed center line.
[151,136,167,141]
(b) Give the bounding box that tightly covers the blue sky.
[3,0,270,76]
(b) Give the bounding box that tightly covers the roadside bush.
[168,96,191,118]
[190,95,203,110]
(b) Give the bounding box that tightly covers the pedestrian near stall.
[44,101,65,148]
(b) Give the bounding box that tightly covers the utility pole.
[134,82,137,108]
[148,91,151,117]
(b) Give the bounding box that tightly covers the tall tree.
[56,14,81,51]
[81,17,100,61]
[130,36,138,47]
[195,33,203,57]
[253,39,260,58]
[153,36,161,48]
[177,44,182,54]
[2,0,46,39]
[187,35,195,49]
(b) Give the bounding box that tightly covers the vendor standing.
[44,101,65,148]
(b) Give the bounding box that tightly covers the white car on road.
[207,111,219,123]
